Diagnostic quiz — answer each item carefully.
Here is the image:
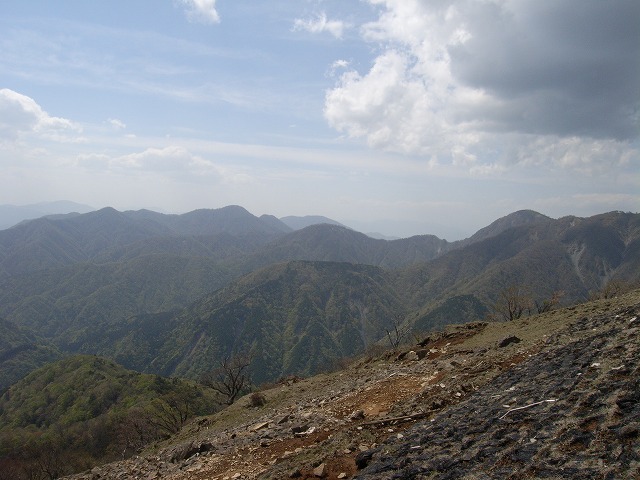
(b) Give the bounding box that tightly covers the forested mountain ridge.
[70,261,406,384]
[0,208,638,390]
[0,201,94,231]
[0,205,290,277]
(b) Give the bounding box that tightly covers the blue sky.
[1,0,638,239]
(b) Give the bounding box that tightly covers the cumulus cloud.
[324,0,640,173]
[0,88,81,142]
[293,12,349,39]
[177,0,220,24]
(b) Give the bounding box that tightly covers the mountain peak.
[467,209,551,243]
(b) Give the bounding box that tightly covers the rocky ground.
[66,290,640,480]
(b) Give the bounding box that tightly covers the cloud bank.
[324,0,640,174]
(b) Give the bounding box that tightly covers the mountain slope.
[400,211,640,314]
[0,319,59,393]
[96,261,406,384]
[0,254,234,343]
[0,355,219,477]
[63,289,640,480]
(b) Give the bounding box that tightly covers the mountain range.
[0,204,639,478]
[1,206,638,388]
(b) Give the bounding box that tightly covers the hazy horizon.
[1,1,638,240]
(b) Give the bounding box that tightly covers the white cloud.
[327,59,351,78]
[178,0,220,24]
[293,12,349,39]
[113,146,219,175]
[0,88,81,142]
[108,118,126,130]
[324,0,640,175]
[78,146,223,182]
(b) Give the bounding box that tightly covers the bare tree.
[592,279,633,300]
[385,316,409,349]
[146,394,193,436]
[489,284,532,322]
[201,354,252,405]
[115,408,159,457]
[534,290,565,314]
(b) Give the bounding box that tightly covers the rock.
[348,410,365,421]
[405,351,419,361]
[249,421,269,432]
[355,448,379,469]
[277,414,291,424]
[415,349,430,359]
[292,424,315,436]
[168,442,202,463]
[498,335,521,348]
[313,462,327,477]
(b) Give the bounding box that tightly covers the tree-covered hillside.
[0,208,639,397]
[80,261,407,384]
[0,355,218,478]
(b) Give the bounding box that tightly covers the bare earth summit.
[67,289,640,480]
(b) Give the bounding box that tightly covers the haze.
[1,0,638,240]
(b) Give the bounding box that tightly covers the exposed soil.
[66,290,640,480]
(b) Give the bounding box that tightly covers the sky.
[1,0,638,240]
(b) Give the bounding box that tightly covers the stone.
[355,449,378,469]
[313,462,327,477]
[291,424,309,434]
[249,421,269,432]
[277,414,291,424]
[405,351,419,361]
[498,335,521,348]
[349,409,365,421]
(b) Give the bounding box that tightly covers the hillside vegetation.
[0,355,218,479]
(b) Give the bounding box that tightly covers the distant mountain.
[0,200,94,230]
[366,232,401,240]
[127,205,291,236]
[279,215,346,230]
[459,209,552,246]
[0,205,289,278]
[239,223,451,273]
